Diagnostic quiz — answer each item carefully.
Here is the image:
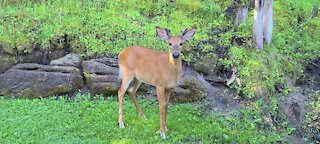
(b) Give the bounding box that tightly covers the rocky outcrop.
[0,63,83,98]
[171,63,208,103]
[50,53,82,67]
[82,59,119,96]
[80,57,210,102]
[193,53,219,76]
[0,54,215,103]
[0,55,17,74]
[0,50,46,74]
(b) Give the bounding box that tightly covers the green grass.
[0,94,281,143]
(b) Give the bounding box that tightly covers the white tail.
[117,27,196,139]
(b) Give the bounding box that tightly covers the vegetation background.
[0,0,319,143]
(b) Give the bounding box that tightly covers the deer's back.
[119,46,166,68]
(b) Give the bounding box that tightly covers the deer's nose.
[172,52,179,58]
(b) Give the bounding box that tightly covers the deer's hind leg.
[118,69,134,128]
[127,78,147,120]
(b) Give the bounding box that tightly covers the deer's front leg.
[156,86,166,139]
[164,88,172,132]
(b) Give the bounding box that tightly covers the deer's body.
[117,27,196,139]
[119,46,182,89]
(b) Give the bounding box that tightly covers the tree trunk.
[234,5,249,31]
[311,4,318,18]
[253,0,264,49]
[253,0,273,49]
[263,0,273,46]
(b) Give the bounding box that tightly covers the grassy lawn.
[0,94,281,143]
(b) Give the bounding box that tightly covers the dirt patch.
[296,58,320,92]
[278,58,320,143]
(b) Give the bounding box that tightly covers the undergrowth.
[0,0,223,56]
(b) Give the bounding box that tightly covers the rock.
[47,49,69,62]
[0,55,17,74]
[193,53,218,76]
[0,63,84,98]
[82,57,151,96]
[171,63,208,103]
[82,59,119,96]
[18,50,45,64]
[95,56,119,68]
[50,53,82,67]
[0,50,52,74]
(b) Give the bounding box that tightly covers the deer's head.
[156,27,196,59]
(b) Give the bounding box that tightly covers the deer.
[117,27,196,139]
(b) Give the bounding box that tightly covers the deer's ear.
[181,28,196,42]
[156,27,171,41]
[179,28,188,37]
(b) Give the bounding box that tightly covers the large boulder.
[47,49,70,62]
[171,63,208,103]
[82,59,119,96]
[193,53,219,76]
[94,56,119,68]
[50,53,82,67]
[0,50,51,73]
[0,63,84,98]
[82,57,150,96]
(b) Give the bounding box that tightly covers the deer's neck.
[168,53,182,75]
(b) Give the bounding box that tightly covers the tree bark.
[253,0,264,49]
[253,0,273,49]
[311,4,318,18]
[234,5,249,31]
[263,0,273,46]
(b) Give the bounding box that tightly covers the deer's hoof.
[160,131,166,139]
[119,121,125,128]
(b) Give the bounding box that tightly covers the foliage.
[220,0,320,99]
[0,94,282,143]
[0,0,222,56]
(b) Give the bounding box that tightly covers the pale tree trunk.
[253,0,274,49]
[311,4,318,18]
[234,0,253,31]
[253,0,264,49]
[234,5,249,31]
[263,0,273,46]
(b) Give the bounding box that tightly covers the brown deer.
[117,27,196,139]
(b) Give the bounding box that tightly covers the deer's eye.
[169,43,172,46]
[179,43,183,46]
